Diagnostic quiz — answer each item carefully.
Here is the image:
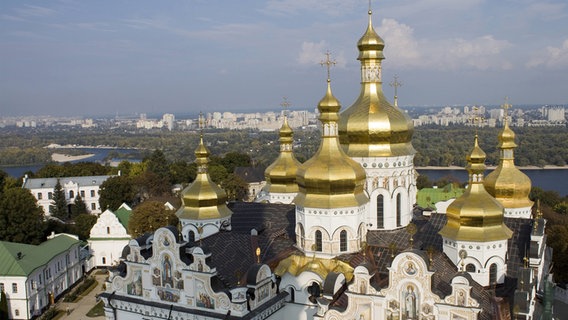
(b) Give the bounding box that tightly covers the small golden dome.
[264,116,302,194]
[439,135,512,242]
[485,121,533,208]
[176,136,232,220]
[338,9,415,157]
[295,81,368,209]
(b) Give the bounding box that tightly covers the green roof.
[114,204,132,229]
[0,234,81,277]
[416,184,465,209]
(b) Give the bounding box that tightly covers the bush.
[39,307,60,320]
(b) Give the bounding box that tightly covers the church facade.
[99,5,550,320]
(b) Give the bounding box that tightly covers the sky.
[1,0,567,117]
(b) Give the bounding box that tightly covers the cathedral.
[99,6,551,320]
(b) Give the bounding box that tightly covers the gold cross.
[280,97,290,117]
[502,96,512,125]
[469,107,484,135]
[389,74,402,102]
[320,50,336,81]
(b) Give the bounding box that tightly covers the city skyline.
[1,0,567,117]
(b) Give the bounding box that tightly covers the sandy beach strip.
[51,153,95,163]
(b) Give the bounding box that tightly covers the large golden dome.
[439,135,512,242]
[484,117,533,208]
[295,80,368,209]
[176,135,232,220]
[338,9,415,157]
[264,116,301,193]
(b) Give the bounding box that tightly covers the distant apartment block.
[22,175,113,215]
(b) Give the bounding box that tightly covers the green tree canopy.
[128,201,178,237]
[49,179,68,220]
[71,194,88,217]
[72,213,98,240]
[99,176,136,211]
[0,290,8,320]
[0,187,46,244]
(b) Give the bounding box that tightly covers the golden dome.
[274,254,354,282]
[176,135,232,220]
[439,135,512,242]
[338,9,415,157]
[264,116,302,193]
[295,80,368,209]
[484,119,533,208]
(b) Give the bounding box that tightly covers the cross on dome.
[320,50,337,82]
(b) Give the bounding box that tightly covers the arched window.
[315,230,322,252]
[299,225,305,248]
[396,193,402,227]
[466,263,476,273]
[377,194,384,228]
[288,287,295,303]
[188,231,195,242]
[489,263,498,285]
[69,190,74,199]
[102,257,106,264]
[106,227,110,234]
[340,230,347,252]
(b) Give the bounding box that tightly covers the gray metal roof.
[23,175,113,189]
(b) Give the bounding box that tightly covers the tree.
[49,179,68,220]
[219,152,251,174]
[99,176,136,211]
[134,171,171,200]
[0,290,8,320]
[0,187,45,244]
[71,194,88,217]
[145,150,171,182]
[72,214,98,240]
[128,201,178,237]
[221,173,248,201]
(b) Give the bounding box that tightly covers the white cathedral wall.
[504,206,532,219]
[296,205,366,257]
[351,154,417,231]
[269,192,297,204]
[443,238,508,286]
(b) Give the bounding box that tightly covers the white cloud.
[527,39,568,68]
[375,19,512,70]
[15,5,56,18]
[297,41,347,68]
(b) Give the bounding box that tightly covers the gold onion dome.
[176,135,232,220]
[264,116,301,193]
[484,118,533,208]
[338,9,415,157]
[295,80,368,209]
[439,135,512,242]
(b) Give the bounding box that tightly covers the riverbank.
[51,153,95,163]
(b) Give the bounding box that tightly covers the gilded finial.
[406,222,417,247]
[198,111,205,137]
[256,247,261,264]
[368,0,372,15]
[469,107,484,136]
[502,97,512,125]
[389,74,403,107]
[459,249,468,272]
[536,199,542,219]
[280,97,291,118]
[320,50,337,82]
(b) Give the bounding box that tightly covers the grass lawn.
[86,301,105,317]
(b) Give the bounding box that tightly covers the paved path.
[55,271,108,320]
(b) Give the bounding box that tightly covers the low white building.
[88,204,132,268]
[22,175,113,215]
[0,233,84,319]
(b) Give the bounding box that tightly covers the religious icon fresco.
[126,269,143,296]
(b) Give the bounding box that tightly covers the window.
[0,283,4,292]
[48,192,53,199]
[299,225,305,248]
[340,230,347,252]
[15,310,19,316]
[91,203,96,210]
[466,264,476,273]
[37,193,43,200]
[376,194,384,228]
[80,190,85,198]
[102,257,106,264]
[396,193,402,227]
[489,263,498,285]
[315,231,322,252]
[69,190,74,199]
[107,227,110,234]
[12,283,17,293]
[91,190,95,197]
